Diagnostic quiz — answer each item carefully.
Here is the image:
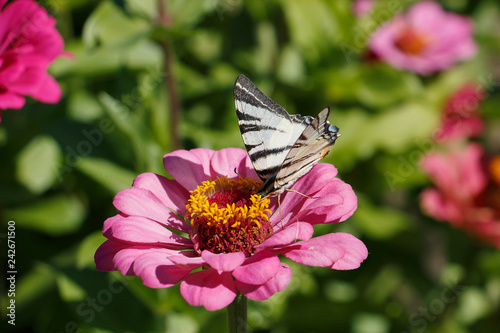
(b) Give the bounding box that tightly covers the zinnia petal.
[201,251,246,272]
[163,149,213,191]
[133,250,193,288]
[277,233,368,270]
[108,216,192,248]
[232,251,281,285]
[94,240,129,272]
[180,269,237,311]
[257,222,314,249]
[113,187,187,232]
[237,262,292,301]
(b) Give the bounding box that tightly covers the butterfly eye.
[305,117,313,125]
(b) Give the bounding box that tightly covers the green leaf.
[280,0,340,61]
[67,90,105,122]
[352,313,390,333]
[14,264,57,310]
[77,231,108,269]
[370,101,438,154]
[277,45,306,85]
[82,1,149,48]
[56,273,87,302]
[5,195,85,236]
[77,156,136,193]
[356,65,422,108]
[456,288,491,324]
[354,196,411,239]
[16,135,62,194]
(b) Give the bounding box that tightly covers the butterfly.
[234,74,340,197]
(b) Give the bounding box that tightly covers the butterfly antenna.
[233,168,260,190]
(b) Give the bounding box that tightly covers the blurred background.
[1,0,500,332]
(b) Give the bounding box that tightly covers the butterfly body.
[234,74,340,197]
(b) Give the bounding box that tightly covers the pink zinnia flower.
[369,1,477,75]
[0,0,67,117]
[95,148,368,311]
[434,83,485,142]
[420,143,500,248]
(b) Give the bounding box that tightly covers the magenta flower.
[368,1,477,75]
[95,148,367,311]
[434,83,484,142]
[0,0,68,116]
[420,143,500,248]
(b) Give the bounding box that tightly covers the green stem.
[227,293,247,333]
[157,0,182,150]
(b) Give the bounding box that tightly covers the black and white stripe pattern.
[234,74,340,197]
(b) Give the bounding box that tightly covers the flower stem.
[227,293,247,333]
[157,0,182,150]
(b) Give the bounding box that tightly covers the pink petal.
[201,251,246,272]
[276,233,368,270]
[163,149,213,191]
[232,251,281,285]
[277,239,345,267]
[329,233,369,270]
[0,91,25,109]
[294,179,358,224]
[209,148,252,179]
[103,213,127,234]
[271,163,339,218]
[113,187,188,232]
[113,246,162,275]
[133,250,193,288]
[237,262,292,301]
[420,188,463,225]
[131,172,190,231]
[94,240,128,272]
[421,143,487,198]
[275,177,357,227]
[108,216,192,249]
[180,269,237,311]
[168,253,206,268]
[292,163,339,195]
[29,74,62,103]
[257,222,313,249]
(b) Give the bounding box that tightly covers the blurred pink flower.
[435,83,485,142]
[95,148,368,311]
[369,1,477,75]
[353,0,375,16]
[0,0,67,117]
[420,143,500,248]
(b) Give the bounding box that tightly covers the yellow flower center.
[185,176,272,256]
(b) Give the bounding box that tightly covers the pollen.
[185,176,273,256]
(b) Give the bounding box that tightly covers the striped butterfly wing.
[274,107,340,193]
[234,75,308,184]
[234,74,340,197]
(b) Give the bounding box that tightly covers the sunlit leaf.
[56,274,87,302]
[5,195,86,236]
[77,157,136,193]
[16,135,62,194]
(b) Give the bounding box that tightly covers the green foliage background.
[1,0,500,332]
